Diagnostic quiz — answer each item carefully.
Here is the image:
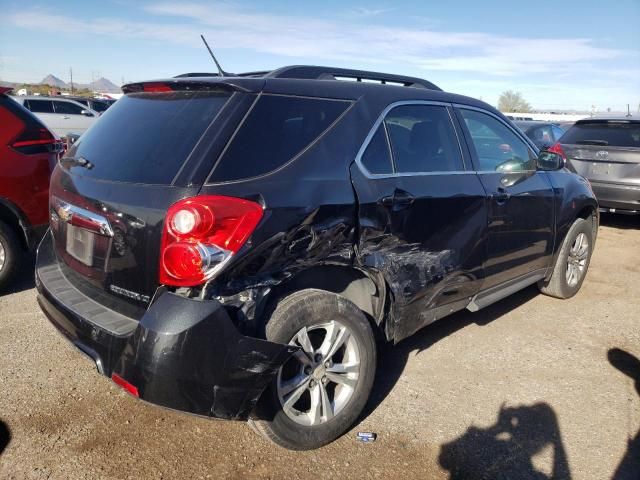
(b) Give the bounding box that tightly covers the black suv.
[36,66,598,450]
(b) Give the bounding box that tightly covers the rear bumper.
[590,181,640,213]
[36,231,296,420]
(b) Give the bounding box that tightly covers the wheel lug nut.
[309,380,316,389]
[324,361,330,368]
[322,376,328,384]
[304,366,312,375]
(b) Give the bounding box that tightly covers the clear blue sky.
[1,0,639,110]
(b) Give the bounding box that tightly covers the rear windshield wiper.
[576,140,609,146]
[60,156,94,169]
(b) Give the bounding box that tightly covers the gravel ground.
[0,214,638,480]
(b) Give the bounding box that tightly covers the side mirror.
[537,151,564,171]
[80,109,94,117]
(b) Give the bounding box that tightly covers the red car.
[0,87,63,289]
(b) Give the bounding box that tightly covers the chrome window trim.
[355,100,471,179]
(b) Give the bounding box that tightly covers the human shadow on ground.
[0,420,11,456]
[361,285,539,420]
[438,402,570,480]
[608,348,640,480]
[1,252,35,296]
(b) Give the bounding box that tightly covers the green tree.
[498,90,532,113]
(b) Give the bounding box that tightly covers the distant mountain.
[40,74,68,88]
[38,74,121,93]
[85,77,120,93]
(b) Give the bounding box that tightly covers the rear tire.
[250,289,376,450]
[538,217,593,299]
[0,221,21,291]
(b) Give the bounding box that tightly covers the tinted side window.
[53,101,85,115]
[90,101,109,113]
[531,125,554,146]
[361,125,393,174]
[460,109,536,172]
[552,126,566,142]
[27,99,54,113]
[384,105,463,173]
[210,95,350,182]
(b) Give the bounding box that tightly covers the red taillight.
[111,373,139,397]
[142,82,173,93]
[11,127,55,148]
[547,142,567,160]
[159,195,264,287]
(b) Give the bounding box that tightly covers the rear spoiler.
[122,78,264,94]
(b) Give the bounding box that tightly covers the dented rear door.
[351,102,488,342]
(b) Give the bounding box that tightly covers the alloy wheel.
[566,232,589,287]
[276,320,361,426]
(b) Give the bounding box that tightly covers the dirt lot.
[0,215,638,480]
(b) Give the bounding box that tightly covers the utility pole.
[69,67,74,94]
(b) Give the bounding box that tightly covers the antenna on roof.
[200,34,229,77]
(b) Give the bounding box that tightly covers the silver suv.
[12,96,98,138]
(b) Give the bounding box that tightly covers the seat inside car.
[395,119,456,172]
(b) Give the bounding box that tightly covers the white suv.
[12,96,98,138]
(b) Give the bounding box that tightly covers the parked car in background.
[36,66,598,450]
[0,87,63,289]
[66,96,114,115]
[514,120,566,150]
[551,117,640,214]
[506,115,533,120]
[12,96,98,138]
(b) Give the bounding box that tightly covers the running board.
[467,269,547,312]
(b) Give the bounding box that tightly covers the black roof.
[124,64,500,118]
[173,65,441,90]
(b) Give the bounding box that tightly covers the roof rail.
[266,65,441,91]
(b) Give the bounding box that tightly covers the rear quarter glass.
[208,94,351,183]
[562,122,640,148]
[64,91,231,184]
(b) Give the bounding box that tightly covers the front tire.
[250,289,376,450]
[539,217,593,299]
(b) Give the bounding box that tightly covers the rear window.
[65,91,230,184]
[209,95,350,182]
[561,122,640,148]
